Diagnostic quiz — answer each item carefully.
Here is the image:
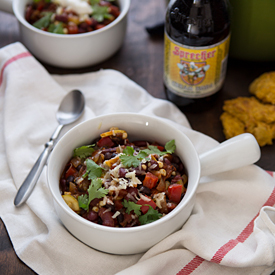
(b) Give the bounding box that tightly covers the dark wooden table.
[1,1,275,274]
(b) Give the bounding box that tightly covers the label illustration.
[164,33,230,98]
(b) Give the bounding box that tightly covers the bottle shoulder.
[166,0,230,46]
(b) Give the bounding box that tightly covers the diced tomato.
[143,172,159,189]
[65,164,77,179]
[97,136,115,148]
[157,145,164,151]
[167,184,183,203]
[137,198,157,214]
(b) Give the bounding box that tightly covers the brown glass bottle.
[164,0,230,112]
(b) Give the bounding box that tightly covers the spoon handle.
[14,125,64,207]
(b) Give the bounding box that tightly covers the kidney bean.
[89,198,100,208]
[60,178,67,192]
[119,167,127,178]
[132,140,148,147]
[120,213,132,227]
[109,5,120,17]
[98,208,115,227]
[25,5,33,22]
[55,14,68,23]
[85,210,98,222]
[127,187,138,196]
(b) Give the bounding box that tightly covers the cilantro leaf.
[87,178,109,202]
[48,22,64,34]
[73,145,95,158]
[33,12,53,29]
[119,146,140,168]
[165,139,176,154]
[83,159,105,180]
[122,200,141,216]
[139,205,162,225]
[139,145,163,157]
[78,178,108,210]
[89,0,100,5]
[92,5,112,22]
[78,194,89,210]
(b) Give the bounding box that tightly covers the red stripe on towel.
[0,52,31,86]
[177,183,275,274]
[211,186,275,264]
[176,256,204,275]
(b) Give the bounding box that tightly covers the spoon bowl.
[14,89,85,207]
[57,90,85,125]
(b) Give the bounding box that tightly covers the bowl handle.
[0,0,13,14]
[199,133,261,177]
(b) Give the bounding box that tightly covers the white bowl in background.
[0,0,130,68]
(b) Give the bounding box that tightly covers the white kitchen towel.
[1,42,275,275]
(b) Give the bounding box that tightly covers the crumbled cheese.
[112,211,121,219]
[110,163,123,178]
[53,0,92,15]
[56,6,63,15]
[139,193,151,202]
[75,177,83,184]
[125,171,142,187]
[153,192,166,209]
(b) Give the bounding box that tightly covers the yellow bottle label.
[164,32,230,98]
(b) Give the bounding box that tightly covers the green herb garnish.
[119,140,176,168]
[92,5,112,22]
[119,147,140,168]
[83,159,105,180]
[164,139,176,154]
[48,22,64,34]
[78,178,108,210]
[73,145,95,159]
[138,205,162,225]
[122,200,142,216]
[33,12,53,29]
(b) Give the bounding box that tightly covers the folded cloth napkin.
[1,42,275,275]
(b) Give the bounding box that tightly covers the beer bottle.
[164,0,230,111]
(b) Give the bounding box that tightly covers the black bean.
[139,186,151,196]
[66,175,74,183]
[117,213,124,224]
[106,204,115,212]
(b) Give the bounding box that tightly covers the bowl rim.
[13,0,130,39]
[47,113,200,233]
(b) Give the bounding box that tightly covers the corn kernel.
[160,169,166,176]
[157,161,163,168]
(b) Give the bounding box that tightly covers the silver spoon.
[14,89,85,207]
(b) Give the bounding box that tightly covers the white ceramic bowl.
[0,0,130,68]
[47,113,260,254]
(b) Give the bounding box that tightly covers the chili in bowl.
[25,0,121,35]
[0,0,130,68]
[60,127,188,228]
[47,113,260,254]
